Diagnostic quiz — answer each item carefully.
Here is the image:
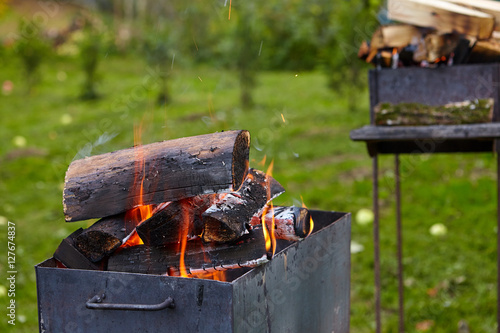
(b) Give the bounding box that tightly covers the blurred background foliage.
[0,0,380,107]
[2,0,498,332]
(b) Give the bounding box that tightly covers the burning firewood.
[422,32,460,63]
[250,206,312,242]
[107,230,282,276]
[366,24,423,63]
[63,130,250,222]
[136,195,218,246]
[201,168,285,243]
[53,228,100,270]
[74,213,138,262]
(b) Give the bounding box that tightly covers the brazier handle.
[86,294,175,311]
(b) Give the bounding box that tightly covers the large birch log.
[201,169,285,243]
[63,130,250,222]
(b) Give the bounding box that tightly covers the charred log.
[201,169,285,243]
[107,230,277,275]
[63,130,250,222]
[74,213,138,262]
[136,195,217,246]
[53,228,101,270]
[251,206,312,241]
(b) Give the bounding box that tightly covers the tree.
[142,24,175,105]
[232,2,262,109]
[79,19,102,100]
[15,19,50,94]
[321,0,381,110]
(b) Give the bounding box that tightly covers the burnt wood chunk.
[107,230,272,275]
[136,195,217,246]
[74,214,137,262]
[63,130,251,222]
[53,228,100,270]
[201,169,285,243]
[251,206,312,241]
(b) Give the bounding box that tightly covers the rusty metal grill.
[36,210,350,333]
[351,63,500,333]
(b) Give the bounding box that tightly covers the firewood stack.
[359,0,500,68]
[53,131,313,280]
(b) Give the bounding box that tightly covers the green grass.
[0,52,498,332]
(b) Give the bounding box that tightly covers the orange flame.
[190,269,227,281]
[262,204,272,253]
[433,55,448,64]
[119,123,154,248]
[261,160,277,257]
[178,199,190,278]
[191,240,227,281]
[258,155,267,168]
[300,196,314,237]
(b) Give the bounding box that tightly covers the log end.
[232,130,251,191]
[75,231,122,262]
[202,216,245,243]
[295,207,312,238]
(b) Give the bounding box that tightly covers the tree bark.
[64,130,250,222]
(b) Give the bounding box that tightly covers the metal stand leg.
[395,154,404,332]
[373,155,381,333]
[497,149,500,333]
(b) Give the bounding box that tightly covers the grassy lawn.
[0,52,498,332]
